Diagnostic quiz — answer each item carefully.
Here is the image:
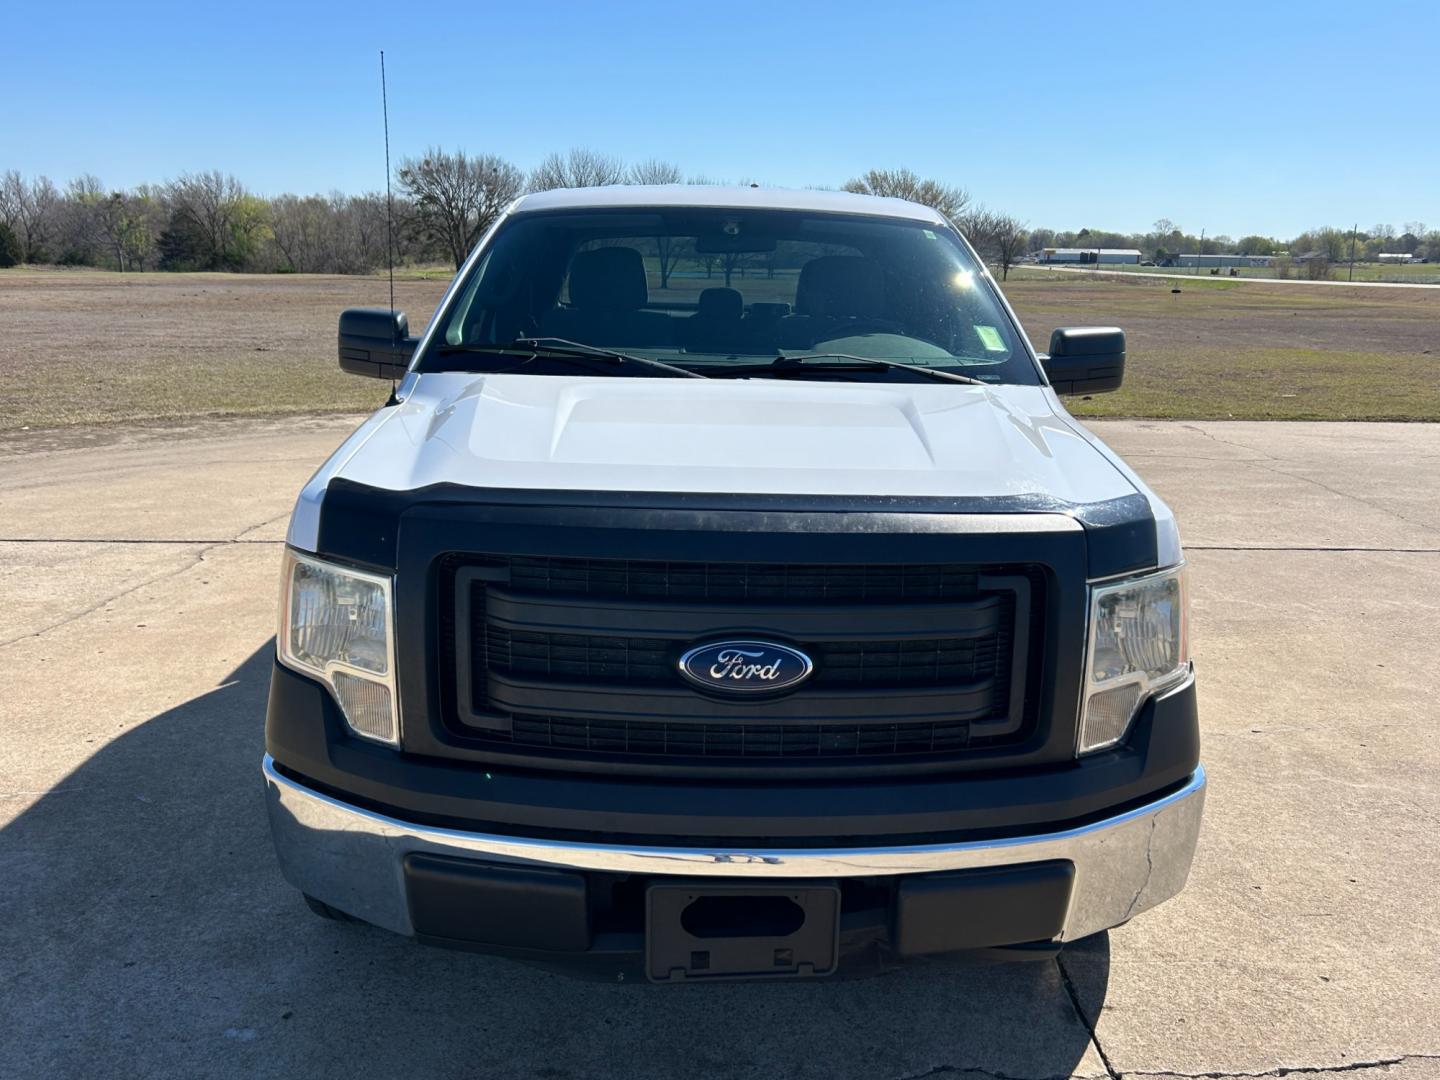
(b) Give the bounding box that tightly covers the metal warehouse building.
[1039,248,1143,264]
[1164,253,1273,268]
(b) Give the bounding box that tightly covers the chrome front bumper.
[263,755,1206,943]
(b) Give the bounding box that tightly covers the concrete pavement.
[1,417,1437,1079]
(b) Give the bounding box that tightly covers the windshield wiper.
[430,339,705,379]
[710,353,988,386]
[513,338,706,379]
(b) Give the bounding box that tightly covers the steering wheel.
[814,317,911,339]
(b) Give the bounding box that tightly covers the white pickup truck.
[263,186,1204,982]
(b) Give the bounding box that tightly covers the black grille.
[483,630,1009,689]
[506,556,986,602]
[507,716,972,758]
[440,556,1040,766]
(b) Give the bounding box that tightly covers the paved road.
[2,417,1438,1079]
[1032,265,1440,289]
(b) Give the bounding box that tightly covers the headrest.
[795,256,885,317]
[567,247,648,311]
[696,287,743,320]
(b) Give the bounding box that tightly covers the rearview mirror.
[338,308,417,380]
[1042,327,1125,395]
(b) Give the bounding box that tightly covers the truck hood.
[320,372,1139,505]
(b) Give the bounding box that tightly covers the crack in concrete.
[0,511,287,650]
[231,511,293,542]
[1057,956,1121,1080]
[1244,460,1440,538]
[0,542,224,650]
[1177,425,1440,539]
[1124,1054,1440,1079]
[1176,425,1275,461]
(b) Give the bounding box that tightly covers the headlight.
[277,549,399,746]
[1077,564,1190,755]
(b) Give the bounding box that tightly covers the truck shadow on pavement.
[2,644,1110,1079]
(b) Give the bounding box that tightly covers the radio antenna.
[380,50,398,406]
[381,50,395,314]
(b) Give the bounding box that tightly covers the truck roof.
[510,184,949,224]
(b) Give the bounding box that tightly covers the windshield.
[417,207,1039,385]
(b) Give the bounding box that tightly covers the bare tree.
[332,192,390,274]
[164,171,265,270]
[56,174,108,264]
[627,159,683,185]
[967,210,1028,280]
[842,168,969,220]
[0,171,61,262]
[398,148,523,269]
[269,193,332,273]
[619,159,688,286]
[529,148,627,191]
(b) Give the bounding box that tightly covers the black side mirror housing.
[1041,327,1126,395]
[338,308,417,380]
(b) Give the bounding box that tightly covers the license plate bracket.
[645,881,840,983]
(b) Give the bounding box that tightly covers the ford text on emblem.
[677,640,814,695]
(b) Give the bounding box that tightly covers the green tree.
[157,208,210,270]
[0,220,21,267]
[1236,235,1277,256]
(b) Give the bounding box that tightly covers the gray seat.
[781,256,887,347]
[794,256,887,317]
[681,287,746,352]
[539,247,675,347]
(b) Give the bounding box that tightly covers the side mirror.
[1041,327,1125,395]
[338,308,417,380]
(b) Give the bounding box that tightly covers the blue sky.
[5,0,1435,238]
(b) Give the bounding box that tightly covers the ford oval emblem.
[678,640,814,695]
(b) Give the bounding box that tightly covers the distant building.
[1377,253,1416,264]
[1162,253,1273,268]
[1039,248,1142,265]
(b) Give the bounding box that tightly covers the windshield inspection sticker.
[922,229,937,239]
[975,325,1006,352]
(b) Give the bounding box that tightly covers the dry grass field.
[0,270,449,433]
[1003,274,1440,421]
[2,267,1436,434]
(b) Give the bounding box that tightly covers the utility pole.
[1197,228,1205,274]
[1348,223,1358,282]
